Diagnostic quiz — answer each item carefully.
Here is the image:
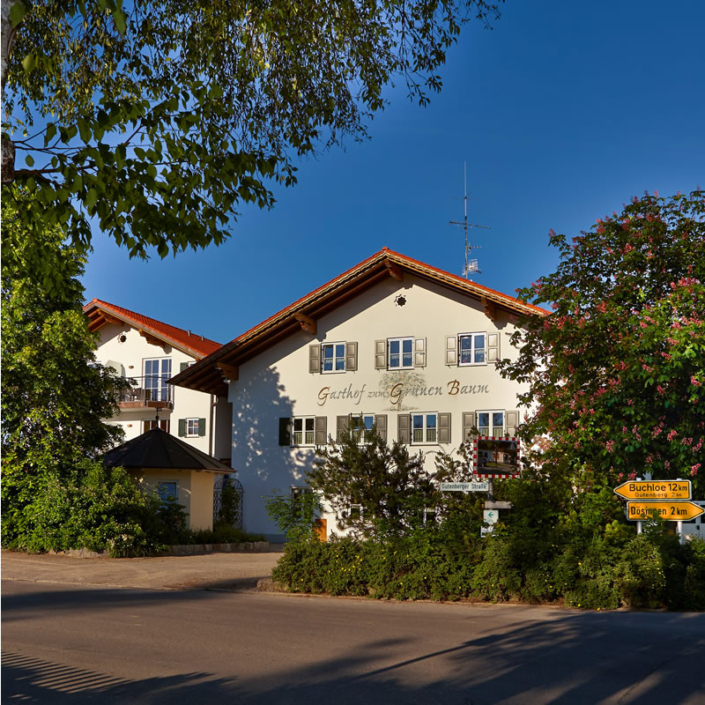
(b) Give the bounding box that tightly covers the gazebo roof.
[103,428,230,472]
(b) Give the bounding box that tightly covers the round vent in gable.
[395,294,407,307]
[118,333,127,343]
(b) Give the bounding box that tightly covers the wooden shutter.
[374,340,387,369]
[438,413,451,444]
[445,336,457,365]
[309,345,321,373]
[398,414,411,444]
[278,418,291,446]
[315,417,327,445]
[506,410,519,437]
[487,333,500,363]
[374,414,387,442]
[178,419,186,437]
[198,418,206,437]
[462,412,476,441]
[180,362,190,372]
[345,342,358,371]
[336,415,349,442]
[414,338,427,367]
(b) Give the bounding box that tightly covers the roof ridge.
[84,298,222,357]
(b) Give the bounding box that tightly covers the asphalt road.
[3,580,704,704]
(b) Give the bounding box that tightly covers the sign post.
[614,480,691,501]
[625,501,704,522]
[615,479,701,542]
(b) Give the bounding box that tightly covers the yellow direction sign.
[626,501,704,522]
[614,480,691,501]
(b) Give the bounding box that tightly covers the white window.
[144,358,172,402]
[184,418,200,437]
[459,333,486,365]
[388,337,414,369]
[321,342,346,373]
[293,417,316,446]
[412,413,438,443]
[350,414,375,444]
[477,410,505,437]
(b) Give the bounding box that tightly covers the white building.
[172,249,547,540]
[84,299,232,463]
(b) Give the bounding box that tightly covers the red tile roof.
[83,299,222,358]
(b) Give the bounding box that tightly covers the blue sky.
[81,0,705,345]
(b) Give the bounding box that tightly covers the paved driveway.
[1,549,284,592]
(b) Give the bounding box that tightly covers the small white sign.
[481,526,494,537]
[483,509,499,525]
[440,482,490,493]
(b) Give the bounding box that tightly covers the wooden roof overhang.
[170,248,549,397]
[84,301,216,360]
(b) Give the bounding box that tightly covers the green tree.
[308,430,437,538]
[500,190,705,494]
[1,188,126,543]
[2,0,502,266]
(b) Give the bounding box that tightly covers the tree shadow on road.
[4,595,705,704]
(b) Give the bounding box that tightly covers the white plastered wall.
[228,274,532,541]
[94,322,215,453]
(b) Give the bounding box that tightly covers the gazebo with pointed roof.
[105,428,230,530]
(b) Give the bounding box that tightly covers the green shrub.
[4,461,169,557]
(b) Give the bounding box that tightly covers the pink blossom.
[605,440,615,453]
[691,464,700,476]
[667,430,678,442]
[692,377,702,387]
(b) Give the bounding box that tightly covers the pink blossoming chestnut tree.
[499,190,705,498]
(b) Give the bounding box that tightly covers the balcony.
[118,377,174,410]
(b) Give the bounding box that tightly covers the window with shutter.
[458,333,487,365]
[321,343,346,373]
[374,340,387,369]
[445,336,457,365]
[438,413,451,443]
[292,416,316,445]
[477,410,505,437]
[506,410,519,437]
[279,418,292,446]
[184,418,202,437]
[315,417,328,445]
[411,413,438,443]
[398,414,411,443]
[336,415,349,442]
[309,345,321,373]
[345,342,358,371]
[414,338,427,367]
[487,333,500,363]
[374,414,388,442]
[462,412,476,441]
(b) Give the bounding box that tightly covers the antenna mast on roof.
[449,163,490,280]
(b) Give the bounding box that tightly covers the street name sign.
[626,501,705,522]
[440,482,489,492]
[614,480,691,501]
